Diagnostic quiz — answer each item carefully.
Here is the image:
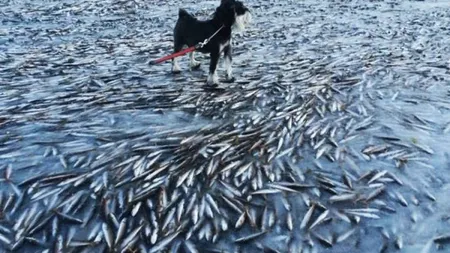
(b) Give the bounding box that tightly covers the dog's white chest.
[219,40,231,53]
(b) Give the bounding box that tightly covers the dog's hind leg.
[223,45,235,82]
[172,41,183,74]
[189,51,201,70]
[206,50,220,85]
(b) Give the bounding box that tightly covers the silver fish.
[235,231,267,243]
[309,210,329,230]
[300,204,315,229]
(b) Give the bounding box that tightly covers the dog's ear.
[221,0,236,10]
[221,0,235,5]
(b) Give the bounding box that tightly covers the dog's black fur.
[172,0,251,85]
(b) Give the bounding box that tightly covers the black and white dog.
[172,0,251,85]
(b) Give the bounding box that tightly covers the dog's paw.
[206,74,219,86]
[172,63,182,74]
[190,61,201,70]
[206,79,220,86]
[224,76,235,83]
[172,69,181,74]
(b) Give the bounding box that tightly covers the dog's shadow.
[166,70,229,94]
[200,84,226,92]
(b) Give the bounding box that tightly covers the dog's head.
[215,0,251,31]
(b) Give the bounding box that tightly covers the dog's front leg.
[223,45,235,82]
[207,50,220,85]
[172,58,181,73]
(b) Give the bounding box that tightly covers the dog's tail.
[178,9,195,20]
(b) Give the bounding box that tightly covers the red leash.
[150,46,196,65]
[149,25,224,65]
